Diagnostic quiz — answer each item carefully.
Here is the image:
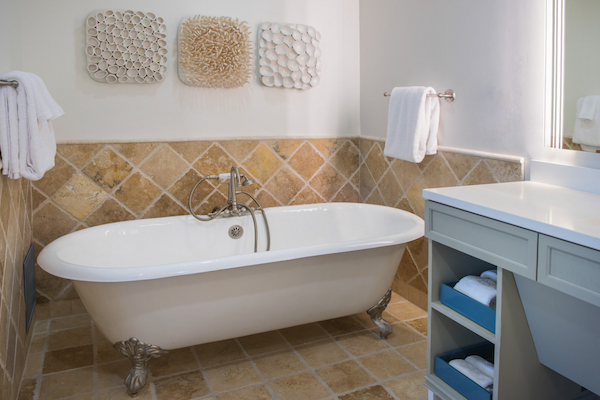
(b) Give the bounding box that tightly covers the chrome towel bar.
[384,88,455,103]
[0,80,18,88]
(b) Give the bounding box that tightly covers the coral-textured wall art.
[86,10,168,84]
[258,22,322,90]
[178,15,253,88]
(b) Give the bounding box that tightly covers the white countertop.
[423,181,600,251]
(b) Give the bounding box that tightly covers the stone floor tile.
[406,317,428,336]
[96,360,131,390]
[237,331,289,356]
[279,323,329,346]
[338,385,395,400]
[384,322,426,348]
[397,341,427,370]
[384,371,428,400]
[47,326,93,351]
[98,386,153,400]
[319,317,365,337]
[43,345,94,374]
[268,372,331,400]
[295,339,350,368]
[154,370,210,400]
[49,314,91,332]
[359,350,416,380]
[204,360,262,393]
[195,339,247,367]
[316,360,376,394]
[335,331,390,357]
[253,349,306,379]
[150,347,200,377]
[39,366,93,400]
[386,302,428,321]
[216,385,275,400]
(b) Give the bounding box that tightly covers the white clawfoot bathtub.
[39,202,423,392]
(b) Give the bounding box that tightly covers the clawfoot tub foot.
[367,288,393,339]
[114,338,168,396]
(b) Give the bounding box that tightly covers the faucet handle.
[217,173,231,180]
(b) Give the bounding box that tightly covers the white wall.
[14,0,360,142]
[0,0,22,72]
[359,0,547,159]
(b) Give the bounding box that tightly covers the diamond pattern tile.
[139,145,189,189]
[82,149,133,191]
[288,143,325,181]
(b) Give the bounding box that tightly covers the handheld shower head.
[241,175,254,186]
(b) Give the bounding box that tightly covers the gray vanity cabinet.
[424,201,584,400]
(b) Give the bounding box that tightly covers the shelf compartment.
[430,301,496,343]
[435,342,494,400]
[441,281,496,333]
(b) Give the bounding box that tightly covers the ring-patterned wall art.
[85,10,168,84]
[258,22,322,90]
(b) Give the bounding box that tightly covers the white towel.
[465,355,495,378]
[480,269,497,282]
[384,86,440,163]
[454,275,497,309]
[0,71,63,180]
[449,359,494,391]
[573,96,600,149]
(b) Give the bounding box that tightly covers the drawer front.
[425,201,538,279]
[538,234,600,307]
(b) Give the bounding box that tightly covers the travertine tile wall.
[31,138,360,316]
[0,174,34,400]
[31,136,524,318]
[358,138,524,309]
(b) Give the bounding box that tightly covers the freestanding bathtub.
[38,202,424,394]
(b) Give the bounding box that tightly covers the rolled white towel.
[449,359,494,391]
[465,355,495,378]
[453,275,497,309]
[480,269,497,282]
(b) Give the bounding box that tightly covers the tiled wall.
[31,136,524,318]
[0,174,34,400]
[31,138,361,316]
[358,138,524,309]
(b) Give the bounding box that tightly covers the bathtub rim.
[38,202,424,283]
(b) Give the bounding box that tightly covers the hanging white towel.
[384,86,440,163]
[0,71,63,180]
[573,96,600,150]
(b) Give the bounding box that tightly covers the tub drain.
[228,225,243,239]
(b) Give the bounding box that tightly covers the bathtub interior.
[50,203,422,271]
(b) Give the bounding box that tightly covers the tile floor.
[17,292,428,400]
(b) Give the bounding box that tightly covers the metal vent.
[229,225,243,239]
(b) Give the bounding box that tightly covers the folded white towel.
[384,86,440,163]
[573,96,600,148]
[0,71,63,180]
[480,269,497,282]
[449,359,494,391]
[454,275,497,309]
[465,355,495,378]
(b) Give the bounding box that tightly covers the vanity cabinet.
[424,201,584,400]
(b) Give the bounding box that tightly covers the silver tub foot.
[367,288,393,339]
[114,338,168,396]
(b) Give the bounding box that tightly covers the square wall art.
[86,10,168,83]
[258,22,322,90]
[178,15,253,88]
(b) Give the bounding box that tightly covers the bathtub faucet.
[188,166,271,252]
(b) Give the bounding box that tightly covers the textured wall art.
[258,22,322,90]
[85,10,168,84]
[178,15,252,88]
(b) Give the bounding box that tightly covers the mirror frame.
[546,0,564,149]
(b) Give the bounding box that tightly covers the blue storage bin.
[440,281,496,333]
[435,342,494,400]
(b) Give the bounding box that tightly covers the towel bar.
[0,80,18,88]
[384,88,455,103]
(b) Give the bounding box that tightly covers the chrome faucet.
[188,166,270,252]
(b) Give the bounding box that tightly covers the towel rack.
[0,80,18,88]
[384,89,455,103]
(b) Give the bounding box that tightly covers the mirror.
[549,0,600,154]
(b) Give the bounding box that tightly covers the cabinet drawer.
[425,201,538,279]
[538,235,600,307]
